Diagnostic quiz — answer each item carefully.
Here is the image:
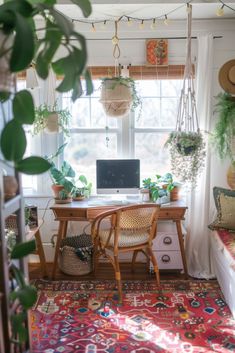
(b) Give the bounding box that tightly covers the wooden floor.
[28,262,187,281]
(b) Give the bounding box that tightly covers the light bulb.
[150,19,157,30]
[100,20,107,29]
[91,23,96,32]
[139,20,144,29]
[164,15,169,26]
[216,5,224,17]
[127,17,132,26]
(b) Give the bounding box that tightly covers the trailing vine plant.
[211,92,235,163]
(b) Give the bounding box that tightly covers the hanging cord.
[112,21,120,76]
[176,4,199,133]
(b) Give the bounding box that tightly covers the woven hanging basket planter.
[44,112,60,133]
[0,31,15,93]
[100,78,133,118]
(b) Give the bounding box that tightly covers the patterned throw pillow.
[208,187,235,231]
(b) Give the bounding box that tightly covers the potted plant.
[49,161,75,202]
[100,76,142,118]
[156,173,182,201]
[142,176,170,204]
[33,102,71,136]
[165,131,206,186]
[71,175,92,201]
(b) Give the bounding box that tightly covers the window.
[63,72,183,193]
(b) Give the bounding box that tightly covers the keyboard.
[88,199,130,206]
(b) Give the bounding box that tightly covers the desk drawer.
[160,208,186,220]
[152,250,183,270]
[52,208,87,220]
[153,232,180,251]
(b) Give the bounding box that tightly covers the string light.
[68,1,235,31]
[127,17,132,26]
[150,18,157,30]
[91,23,96,32]
[139,19,144,29]
[100,20,107,29]
[164,14,169,25]
[216,4,225,17]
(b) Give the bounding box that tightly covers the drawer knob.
[161,254,170,263]
[163,236,172,245]
[69,213,73,216]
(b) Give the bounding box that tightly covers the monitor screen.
[96,159,140,194]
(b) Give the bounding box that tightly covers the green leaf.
[15,156,51,175]
[71,0,92,17]
[50,8,73,38]
[13,90,35,124]
[84,69,93,95]
[0,0,33,18]
[0,92,11,102]
[0,120,26,162]
[61,161,75,177]
[71,78,83,101]
[11,239,36,259]
[10,13,35,72]
[36,51,49,79]
[11,285,37,309]
[11,313,28,343]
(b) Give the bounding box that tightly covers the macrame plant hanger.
[176,4,199,135]
[112,20,121,77]
[167,4,205,186]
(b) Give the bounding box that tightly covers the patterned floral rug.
[30,280,235,353]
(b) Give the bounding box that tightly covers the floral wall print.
[146,39,168,66]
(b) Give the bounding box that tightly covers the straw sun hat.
[218,59,235,95]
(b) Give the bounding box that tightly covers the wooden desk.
[50,199,188,279]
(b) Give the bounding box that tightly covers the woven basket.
[58,234,93,276]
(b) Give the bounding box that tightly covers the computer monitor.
[96,159,140,195]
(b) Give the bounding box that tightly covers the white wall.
[26,18,235,263]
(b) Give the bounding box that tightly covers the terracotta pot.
[227,163,235,189]
[51,184,64,198]
[170,186,180,201]
[3,176,18,200]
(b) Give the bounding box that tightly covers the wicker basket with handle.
[58,233,93,276]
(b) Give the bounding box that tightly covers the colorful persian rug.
[30,280,235,353]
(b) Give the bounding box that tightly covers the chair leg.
[114,255,122,303]
[147,247,160,287]
[131,250,138,272]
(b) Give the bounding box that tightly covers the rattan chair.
[91,203,161,302]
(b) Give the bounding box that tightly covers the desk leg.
[176,220,188,279]
[51,220,68,279]
[34,229,48,278]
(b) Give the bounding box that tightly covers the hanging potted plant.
[165,5,206,187]
[100,76,142,118]
[165,131,206,186]
[211,92,235,188]
[33,102,71,136]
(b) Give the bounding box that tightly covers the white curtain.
[185,33,215,279]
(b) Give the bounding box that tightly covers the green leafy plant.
[33,102,71,136]
[142,174,171,202]
[0,0,92,345]
[9,239,37,343]
[49,160,75,193]
[71,175,92,199]
[165,131,206,186]
[211,92,235,163]
[0,0,93,175]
